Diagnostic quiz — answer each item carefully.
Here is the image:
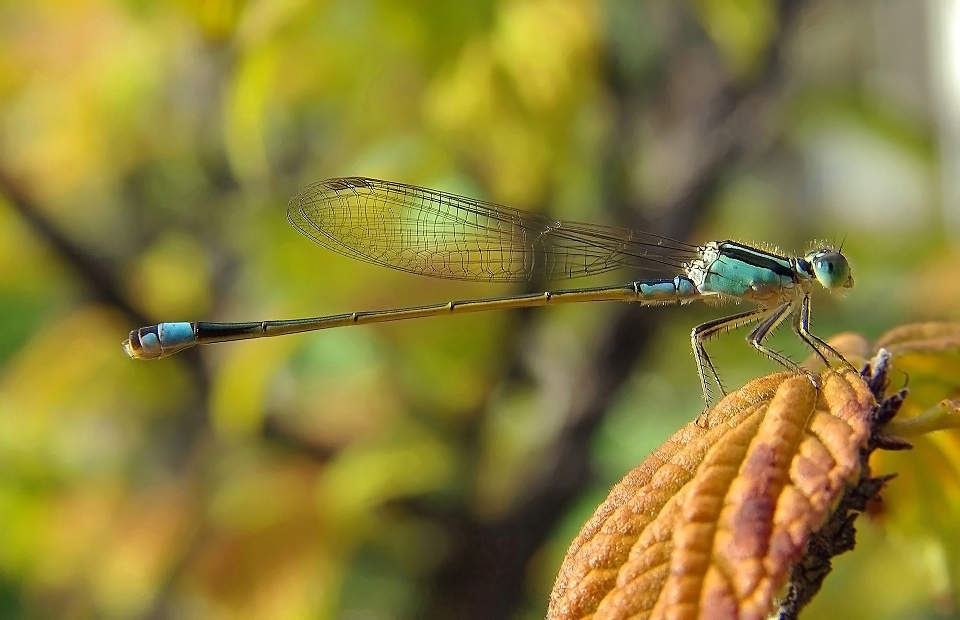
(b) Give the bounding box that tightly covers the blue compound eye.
[809,251,852,289]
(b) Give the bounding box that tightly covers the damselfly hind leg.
[691,298,845,420]
[691,307,772,411]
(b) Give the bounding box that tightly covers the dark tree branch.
[0,169,149,328]
[0,168,214,457]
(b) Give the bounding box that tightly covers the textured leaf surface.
[548,369,875,620]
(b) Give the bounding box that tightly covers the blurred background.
[0,0,958,618]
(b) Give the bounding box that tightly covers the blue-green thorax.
[687,241,825,303]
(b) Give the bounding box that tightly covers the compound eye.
[811,251,852,289]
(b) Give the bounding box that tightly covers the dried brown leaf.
[548,368,875,620]
[831,322,960,600]
[875,321,960,353]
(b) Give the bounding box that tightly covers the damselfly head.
[804,249,853,290]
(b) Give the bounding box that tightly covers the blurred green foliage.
[0,0,957,618]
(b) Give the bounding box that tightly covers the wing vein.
[286,177,700,282]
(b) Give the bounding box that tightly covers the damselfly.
[123,177,854,406]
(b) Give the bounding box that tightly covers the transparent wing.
[286,177,700,283]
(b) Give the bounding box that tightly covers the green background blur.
[1,0,958,618]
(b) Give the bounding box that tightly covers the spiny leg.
[793,293,857,371]
[746,301,804,373]
[692,307,772,408]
